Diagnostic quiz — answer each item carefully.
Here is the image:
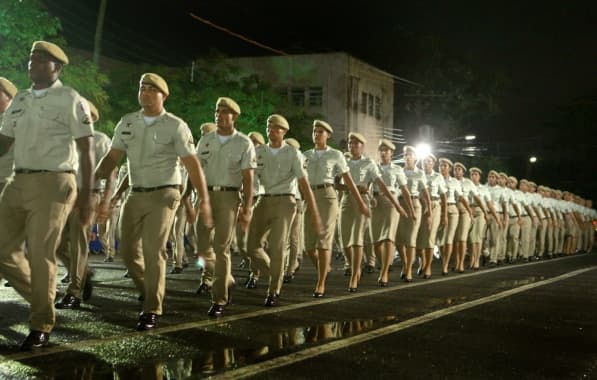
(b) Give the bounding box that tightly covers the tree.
[0,0,109,131]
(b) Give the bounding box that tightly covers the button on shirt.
[197,129,256,187]
[402,167,427,197]
[373,163,407,193]
[423,171,447,199]
[0,80,94,171]
[111,109,195,187]
[255,142,306,194]
[346,156,380,188]
[303,146,349,185]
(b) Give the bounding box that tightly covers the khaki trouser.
[519,215,532,258]
[285,199,304,274]
[507,217,521,259]
[546,221,554,255]
[529,218,538,256]
[103,202,121,259]
[536,219,547,256]
[119,187,180,315]
[488,216,502,263]
[0,172,76,333]
[172,203,188,268]
[57,192,100,298]
[196,191,240,305]
[248,195,296,296]
[498,217,508,261]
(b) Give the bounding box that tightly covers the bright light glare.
[465,135,476,141]
[529,156,537,163]
[415,143,431,158]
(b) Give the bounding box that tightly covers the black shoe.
[441,271,448,276]
[196,283,211,296]
[283,273,294,283]
[245,277,257,289]
[104,256,114,263]
[264,294,279,307]
[4,282,11,287]
[344,268,351,276]
[207,303,225,317]
[55,293,81,309]
[377,280,388,287]
[364,265,375,274]
[457,269,465,274]
[489,261,497,267]
[60,273,70,284]
[170,267,183,274]
[404,277,413,283]
[347,287,357,293]
[312,291,325,298]
[136,312,158,331]
[423,274,432,279]
[123,271,130,278]
[416,268,423,276]
[20,330,50,351]
[82,272,94,301]
[182,262,189,268]
[137,294,145,302]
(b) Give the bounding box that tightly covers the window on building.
[368,94,374,116]
[375,96,382,119]
[308,86,323,106]
[291,87,305,106]
[360,92,367,114]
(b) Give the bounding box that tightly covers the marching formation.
[0,41,594,351]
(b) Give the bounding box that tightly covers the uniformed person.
[396,146,429,282]
[0,41,95,350]
[247,114,322,306]
[416,153,447,278]
[506,176,524,261]
[518,179,537,261]
[169,161,193,274]
[486,170,508,265]
[56,101,114,309]
[468,167,498,269]
[283,137,306,282]
[95,73,212,330]
[195,97,256,317]
[304,120,369,297]
[437,158,465,275]
[451,162,475,272]
[341,133,405,291]
[371,139,411,285]
[0,77,17,286]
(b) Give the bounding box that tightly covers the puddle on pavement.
[3,315,398,379]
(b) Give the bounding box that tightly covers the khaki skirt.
[396,197,422,247]
[416,199,441,249]
[304,186,339,251]
[370,193,399,244]
[340,192,369,248]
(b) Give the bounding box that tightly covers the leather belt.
[345,190,369,195]
[261,193,294,197]
[431,197,440,200]
[132,184,179,193]
[448,202,457,205]
[208,186,239,192]
[15,169,75,175]
[373,191,395,196]
[311,183,334,190]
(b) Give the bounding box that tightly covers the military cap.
[200,122,217,135]
[424,153,438,162]
[378,138,395,151]
[498,172,508,178]
[348,132,366,144]
[403,145,417,155]
[454,162,467,171]
[140,73,169,96]
[31,41,69,64]
[537,185,546,191]
[520,179,529,185]
[508,176,518,184]
[439,157,453,167]
[285,138,300,149]
[528,181,537,188]
[216,97,241,115]
[248,131,265,145]
[488,170,499,177]
[469,167,482,175]
[85,99,99,122]
[0,77,17,98]
[267,114,289,130]
[555,189,562,196]
[344,151,351,158]
[313,119,333,133]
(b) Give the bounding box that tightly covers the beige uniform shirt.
[0,112,14,182]
[197,129,256,187]
[487,184,506,212]
[303,146,349,185]
[457,177,477,204]
[373,163,407,193]
[255,142,306,194]
[424,171,447,199]
[443,176,464,204]
[346,156,380,187]
[402,167,427,198]
[0,80,93,171]
[111,109,195,187]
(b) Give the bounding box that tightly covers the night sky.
[44,0,597,199]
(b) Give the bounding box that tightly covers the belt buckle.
[212,186,221,191]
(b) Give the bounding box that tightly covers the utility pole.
[93,0,108,67]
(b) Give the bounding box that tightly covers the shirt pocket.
[39,106,67,136]
[153,130,173,154]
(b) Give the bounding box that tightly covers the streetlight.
[464,134,476,141]
[529,156,537,163]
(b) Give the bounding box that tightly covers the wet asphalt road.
[0,251,596,379]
